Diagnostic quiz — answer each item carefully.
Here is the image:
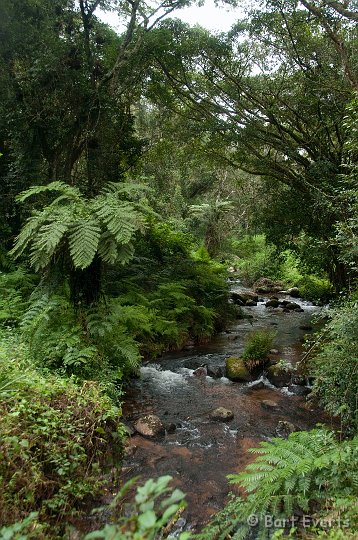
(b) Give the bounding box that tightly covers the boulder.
[247,380,265,390]
[265,299,280,308]
[285,302,301,310]
[210,407,234,422]
[287,287,300,298]
[226,357,252,382]
[134,415,165,438]
[230,292,245,306]
[275,420,298,438]
[207,365,224,379]
[184,359,203,370]
[193,365,208,377]
[253,278,283,294]
[245,300,257,306]
[266,364,292,387]
[241,292,259,303]
[261,399,279,410]
[231,291,259,305]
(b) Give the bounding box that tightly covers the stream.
[120,283,333,534]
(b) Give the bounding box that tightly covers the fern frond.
[16,181,81,202]
[10,213,43,258]
[97,232,118,264]
[69,220,101,269]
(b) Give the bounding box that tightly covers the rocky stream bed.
[119,281,334,535]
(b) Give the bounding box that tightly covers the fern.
[199,429,358,540]
[11,181,150,272]
[69,220,101,270]
[16,181,81,203]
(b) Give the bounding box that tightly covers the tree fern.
[11,181,150,272]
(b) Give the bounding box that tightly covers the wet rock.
[226,357,252,382]
[280,300,289,306]
[266,364,292,387]
[265,299,280,308]
[299,324,313,331]
[288,384,311,396]
[207,365,224,379]
[210,407,234,422]
[253,277,283,294]
[275,420,298,438]
[227,334,239,341]
[230,292,245,306]
[165,422,177,434]
[184,359,203,370]
[270,349,279,355]
[123,443,138,457]
[247,380,265,390]
[285,302,301,310]
[245,300,257,306]
[287,287,300,298]
[241,292,259,303]
[261,399,279,410]
[134,415,165,438]
[193,365,208,377]
[291,375,308,386]
[231,291,258,305]
[295,308,305,313]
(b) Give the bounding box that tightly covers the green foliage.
[297,274,333,301]
[85,476,190,540]
[11,181,149,271]
[309,302,358,430]
[230,235,281,286]
[20,289,141,385]
[0,268,37,326]
[242,329,276,362]
[198,429,358,540]
[0,512,42,540]
[0,330,125,537]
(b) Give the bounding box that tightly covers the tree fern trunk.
[69,255,102,307]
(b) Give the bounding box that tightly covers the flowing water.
[120,284,333,533]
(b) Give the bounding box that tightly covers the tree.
[10,181,151,305]
[144,5,357,288]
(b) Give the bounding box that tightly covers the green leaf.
[137,509,157,530]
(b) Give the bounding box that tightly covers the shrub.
[0,330,126,537]
[85,476,190,540]
[309,302,358,431]
[297,274,333,301]
[242,329,276,363]
[231,235,280,286]
[0,268,37,326]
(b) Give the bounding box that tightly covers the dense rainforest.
[0,0,358,538]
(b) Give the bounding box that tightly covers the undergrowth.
[0,329,126,538]
[197,429,358,539]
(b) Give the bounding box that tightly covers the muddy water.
[120,286,332,532]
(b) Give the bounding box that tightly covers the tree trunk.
[69,255,102,307]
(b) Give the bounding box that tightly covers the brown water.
[120,286,333,534]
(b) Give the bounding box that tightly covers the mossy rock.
[226,357,252,382]
[266,364,292,387]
